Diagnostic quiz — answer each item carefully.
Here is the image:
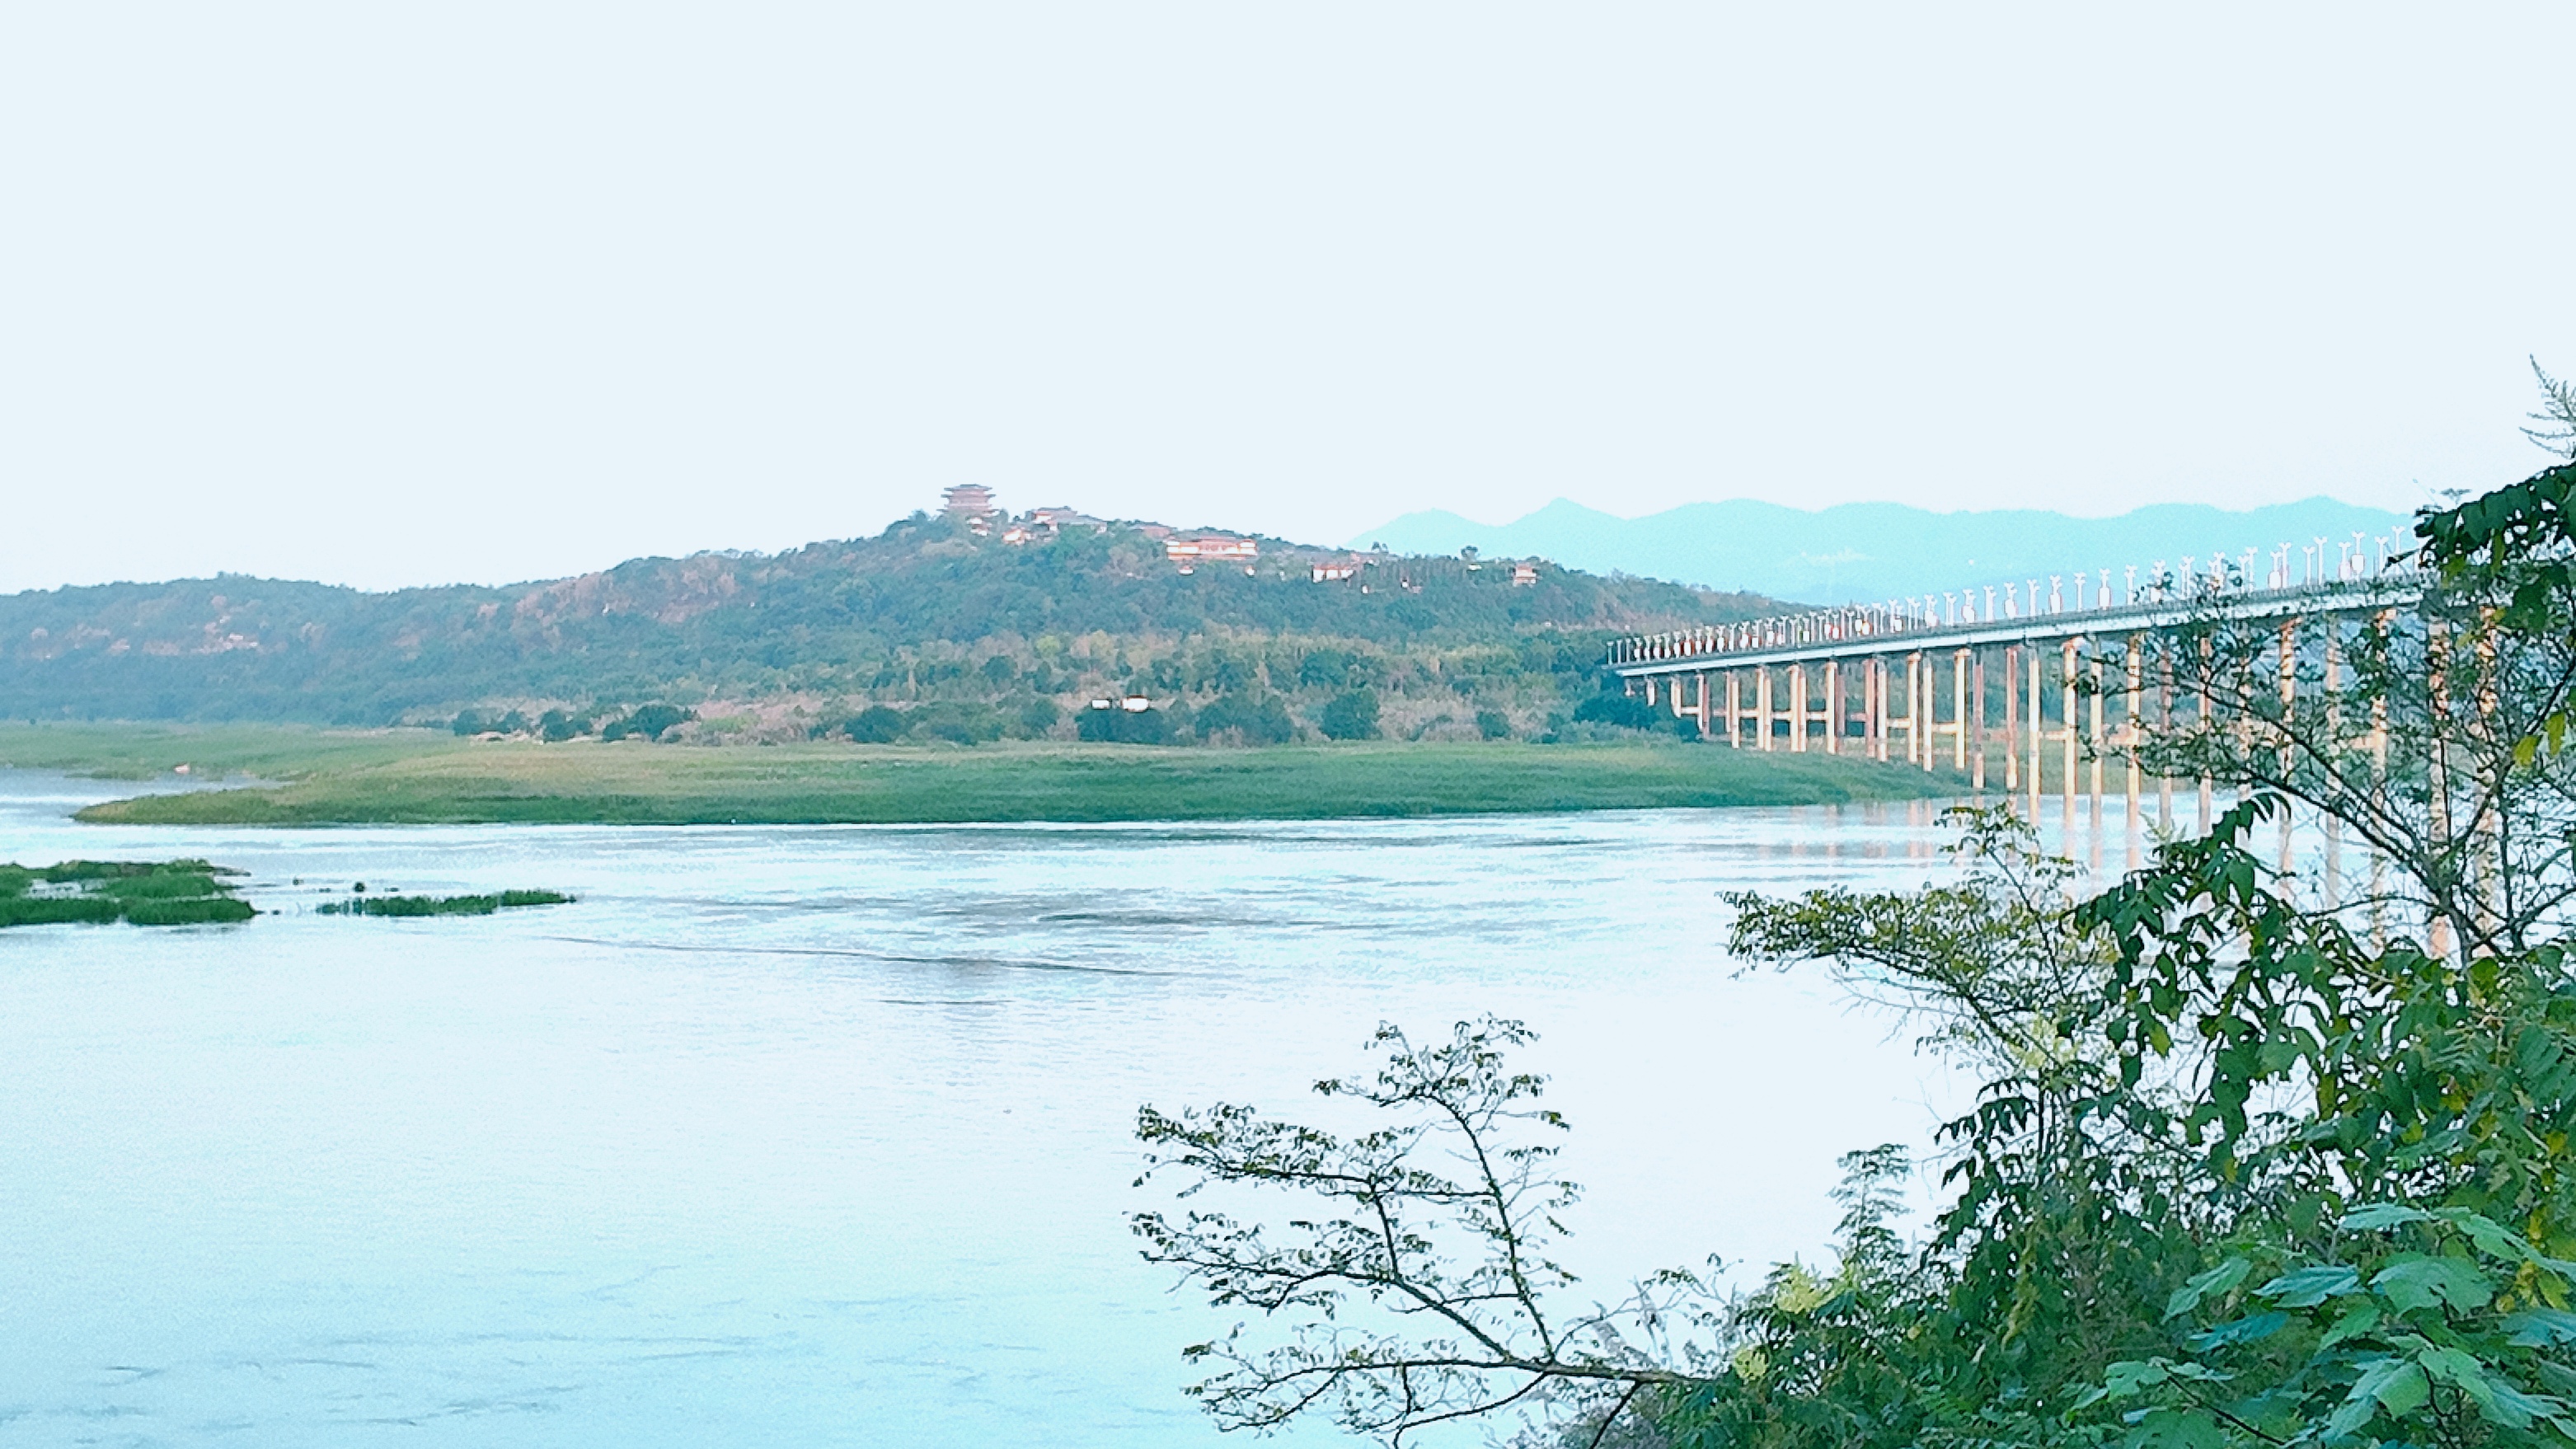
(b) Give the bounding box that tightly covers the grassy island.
[0,859,256,927]
[35,729,1957,827]
[316,889,573,917]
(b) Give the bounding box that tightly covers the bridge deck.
[1610,574,2426,678]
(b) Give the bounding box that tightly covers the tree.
[1133,1020,1710,1445]
[1321,688,1381,741]
[2527,356,2576,461]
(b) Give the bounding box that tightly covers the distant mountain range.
[1348,497,2419,605]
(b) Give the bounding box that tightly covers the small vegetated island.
[0,860,256,926]
[0,861,576,929]
[316,888,572,917]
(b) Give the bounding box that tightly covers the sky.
[3,4,2572,593]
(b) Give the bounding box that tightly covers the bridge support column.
[2062,639,2080,822]
[2197,639,2214,834]
[1789,664,1807,752]
[2089,654,2105,827]
[2003,647,2020,792]
[1903,653,1921,768]
[1757,667,1773,753]
[1696,672,1712,739]
[2157,649,2175,830]
[1953,649,1970,772]
[1865,659,1882,761]
[2028,645,2044,816]
[2124,637,2143,836]
[1725,672,1741,747]
[2278,618,2298,871]
[1823,661,1840,755]
[1972,649,1987,791]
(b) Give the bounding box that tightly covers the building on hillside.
[1512,561,1541,586]
[1028,506,1107,532]
[1311,557,1361,583]
[1165,534,1258,563]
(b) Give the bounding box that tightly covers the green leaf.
[2320,1301,2381,1347]
[2166,1258,2252,1320]
[2435,1208,2531,1262]
[2342,1203,2432,1231]
[2259,1264,2360,1307]
[2372,1254,2497,1315]
[2096,1359,2171,1400]
[2122,1406,2231,1449]
[2325,1392,2380,1442]
[2189,1311,2287,1351]
[2505,1307,2576,1347]
[2353,1356,2431,1416]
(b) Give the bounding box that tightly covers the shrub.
[1476,708,1512,740]
[537,708,582,743]
[1017,697,1062,735]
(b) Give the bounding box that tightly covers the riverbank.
[21,726,1956,825]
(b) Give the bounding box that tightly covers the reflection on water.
[0,773,2028,1447]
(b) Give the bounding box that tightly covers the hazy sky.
[4,5,2571,593]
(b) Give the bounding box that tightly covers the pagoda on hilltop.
[940,484,999,517]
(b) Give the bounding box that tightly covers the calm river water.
[0,771,1998,1447]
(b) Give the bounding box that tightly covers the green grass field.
[17,724,1959,826]
[0,721,472,781]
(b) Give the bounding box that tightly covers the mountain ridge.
[1349,495,2418,603]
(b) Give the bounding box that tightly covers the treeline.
[0,513,1776,737]
[1132,459,2576,1447]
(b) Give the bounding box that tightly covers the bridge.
[1607,537,2428,829]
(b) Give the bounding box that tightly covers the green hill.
[0,514,1776,745]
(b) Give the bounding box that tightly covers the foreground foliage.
[1134,449,2576,1446]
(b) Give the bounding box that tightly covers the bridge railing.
[1608,546,2426,668]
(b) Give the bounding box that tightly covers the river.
[0,771,1997,1447]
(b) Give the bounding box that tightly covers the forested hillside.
[0,513,1774,743]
